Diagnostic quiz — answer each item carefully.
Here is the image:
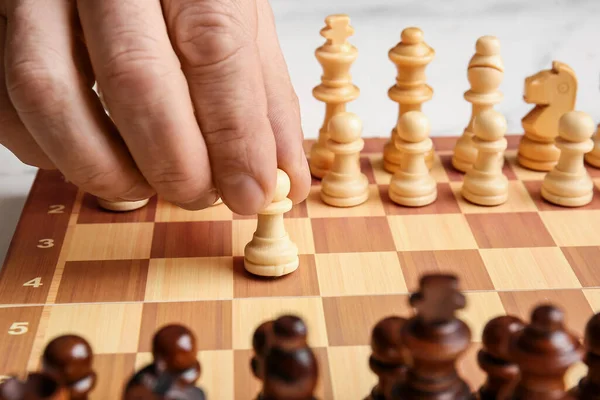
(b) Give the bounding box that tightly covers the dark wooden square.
[311,217,396,253]
[56,260,149,303]
[151,221,232,258]
[465,212,555,248]
[139,301,232,351]
[233,255,319,298]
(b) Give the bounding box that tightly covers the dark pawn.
[366,316,408,400]
[123,324,205,400]
[392,274,473,400]
[477,315,525,400]
[510,304,583,400]
[262,315,318,400]
[41,334,96,400]
[252,321,274,386]
[569,312,600,399]
[152,325,201,386]
[0,373,69,400]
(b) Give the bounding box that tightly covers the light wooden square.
[315,252,408,296]
[451,181,537,214]
[231,218,314,257]
[67,222,153,261]
[306,185,385,218]
[145,257,233,301]
[387,214,478,251]
[506,150,547,181]
[155,198,233,222]
[44,303,142,354]
[368,154,392,186]
[540,210,600,246]
[584,289,600,312]
[480,247,582,290]
[232,297,327,349]
[459,292,506,342]
[327,346,376,399]
[135,350,233,400]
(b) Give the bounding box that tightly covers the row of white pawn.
[320,107,597,208]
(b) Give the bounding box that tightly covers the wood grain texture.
[151,221,232,258]
[312,216,396,253]
[322,295,410,346]
[315,251,407,296]
[233,255,319,298]
[398,250,494,291]
[145,257,233,301]
[466,212,555,248]
[561,246,600,287]
[56,260,148,303]
[90,354,136,400]
[0,306,43,376]
[499,289,593,338]
[0,170,76,304]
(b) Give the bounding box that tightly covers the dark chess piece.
[261,315,319,400]
[123,324,205,400]
[0,373,69,400]
[252,320,274,392]
[569,312,600,399]
[41,334,96,400]
[392,274,473,400]
[509,304,583,400]
[366,316,408,400]
[477,315,525,400]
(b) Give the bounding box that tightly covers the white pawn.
[461,108,509,206]
[388,111,437,206]
[97,198,150,212]
[321,112,369,207]
[244,169,299,277]
[542,111,595,207]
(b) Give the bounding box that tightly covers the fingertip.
[286,155,311,204]
[219,172,270,215]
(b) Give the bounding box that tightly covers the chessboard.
[0,135,599,399]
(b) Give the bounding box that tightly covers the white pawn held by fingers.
[320,112,369,207]
[461,108,509,206]
[244,169,299,277]
[542,111,595,207]
[97,198,150,212]
[388,111,437,207]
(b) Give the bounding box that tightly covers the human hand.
[0,0,310,214]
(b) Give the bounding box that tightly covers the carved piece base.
[585,151,600,168]
[517,135,560,172]
[452,133,477,173]
[97,198,150,212]
[541,170,594,208]
[309,143,334,179]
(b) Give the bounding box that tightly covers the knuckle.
[100,35,177,106]
[69,163,123,196]
[170,1,250,68]
[6,57,69,115]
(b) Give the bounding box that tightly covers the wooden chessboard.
[1,136,599,399]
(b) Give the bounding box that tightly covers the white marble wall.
[273,0,600,138]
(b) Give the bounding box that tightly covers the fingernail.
[176,189,220,211]
[219,173,266,215]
